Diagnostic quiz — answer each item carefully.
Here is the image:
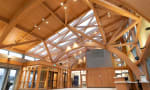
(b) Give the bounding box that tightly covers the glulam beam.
[0,40,40,49]
[43,41,53,62]
[109,20,138,44]
[41,2,82,40]
[111,42,135,47]
[106,46,143,79]
[84,0,107,44]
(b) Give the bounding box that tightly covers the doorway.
[48,71,58,89]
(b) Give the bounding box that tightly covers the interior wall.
[87,67,115,88]
[139,18,150,48]
[86,49,112,68]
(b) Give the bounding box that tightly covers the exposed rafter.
[0,40,40,49]
[43,41,53,62]
[41,2,82,40]
[84,0,107,44]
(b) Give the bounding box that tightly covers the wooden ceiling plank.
[16,25,44,40]
[91,0,140,21]
[0,0,44,44]
[41,2,82,40]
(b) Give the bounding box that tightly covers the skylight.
[78,17,93,26]
[9,51,22,58]
[85,27,97,34]
[25,56,35,61]
[58,27,68,34]
[64,31,73,39]
[41,51,47,56]
[28,10,97,62]
[82,10,93,20]
[35,48,44,54]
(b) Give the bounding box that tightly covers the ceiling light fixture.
[66,46,71,52]
[60,2,64,6]
[42,18,45,21]
[107,12,111,18]
[73,43,79,48]
[38,27,41,30]
[73,0,78,2]
[45,21,49,24]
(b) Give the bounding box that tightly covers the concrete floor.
[52,88,116,90]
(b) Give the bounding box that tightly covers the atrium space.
[0,0,150,90]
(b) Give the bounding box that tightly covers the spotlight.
[60,2,64,6]
[38,27,40,30]
[45,21,49,24]
[73,0,78,2]
[42,18,45,21]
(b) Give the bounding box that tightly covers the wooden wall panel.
[87,67,115,88]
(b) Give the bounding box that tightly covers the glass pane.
[25,56,35,61]
[0,68,6,90]
[0,49,8,55]
[8,70,17,90]
[28,71,33,88]
[82,76,86,81]
[9,51,22,58]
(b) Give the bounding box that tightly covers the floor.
[52,88,116,90]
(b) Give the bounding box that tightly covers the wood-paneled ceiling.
[0,0,148,77]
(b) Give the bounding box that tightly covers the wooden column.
[44,68,49,89]
[35,66,42,89]
[23,68,27,88]
[57,68,60,88]
[80,71,82,88]
[57,68,63,88]
[17,67,24,90]
[26,67,31,88]
[141,60,150,80]
[60,69,64,88]
[31,67,36,88]
[128,68,135,82]
[67,69,71,88]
